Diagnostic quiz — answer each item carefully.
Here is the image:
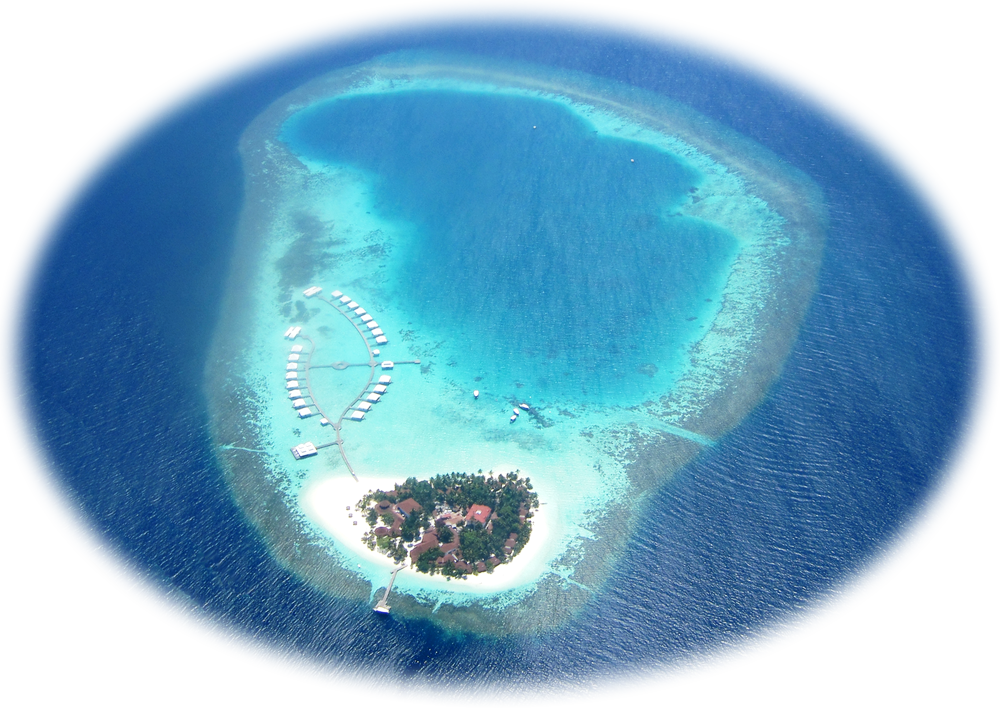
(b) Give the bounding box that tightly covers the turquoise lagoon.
[208,54,826,632]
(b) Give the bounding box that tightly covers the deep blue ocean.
[25,25,973,684]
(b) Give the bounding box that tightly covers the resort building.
[291,442,318,459]
[396,498,423,519]
[466,504,493,526]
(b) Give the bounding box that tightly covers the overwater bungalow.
[291,442,318,459]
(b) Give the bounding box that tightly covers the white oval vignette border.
[2,2,996,705]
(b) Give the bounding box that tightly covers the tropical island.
[356,471,539,577]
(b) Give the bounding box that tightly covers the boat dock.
[374,565,404,614]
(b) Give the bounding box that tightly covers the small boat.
[473,390,479,399]
[510,414,518,423]
[519,403,530,410]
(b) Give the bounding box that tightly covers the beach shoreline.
[300,463,554,596]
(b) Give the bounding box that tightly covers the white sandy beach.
[299,463,555,595]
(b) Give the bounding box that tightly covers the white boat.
[510,414,518,423]
[519,403,530,410]
[473,390,479,399]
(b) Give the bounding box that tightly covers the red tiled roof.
[396,498,423,517]
[408,529,439,563]
[466,504,492,524]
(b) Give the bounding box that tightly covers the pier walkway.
[296,293,419,481]
[374,565,404,614]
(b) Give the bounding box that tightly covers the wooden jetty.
[374,565,404,614]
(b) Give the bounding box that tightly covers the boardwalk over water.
[297,293,419,481]
[374,565,404,614]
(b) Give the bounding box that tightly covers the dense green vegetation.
[356,470,539,577]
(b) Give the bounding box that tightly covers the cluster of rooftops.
[325,289,390,346]
[370,498,529,573]
[283,286,398,432]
